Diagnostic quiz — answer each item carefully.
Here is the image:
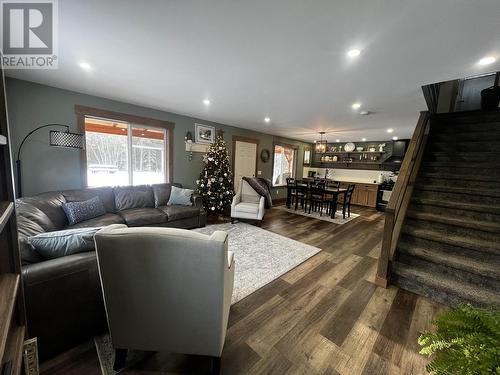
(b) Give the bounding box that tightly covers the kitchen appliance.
[377,178,396,211]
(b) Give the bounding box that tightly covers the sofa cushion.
[62,187,116,213]
[114,185,154,211]
[62,196,107,225]
[17,215,44,264]
[66,213,125,229]
[118,208,167,226]
[167,186,193,206]
[234,202,259,214]
[16,200,57,232]
[17,192,67,229]
[159,205,201,221]
[28,227,101,259]
[152,183,181,207]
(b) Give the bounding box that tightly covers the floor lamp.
[16,124,85,197]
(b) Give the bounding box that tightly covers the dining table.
[286,182,348,219]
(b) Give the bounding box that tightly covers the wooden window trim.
[75,105,174,187]
[272,142,298,187]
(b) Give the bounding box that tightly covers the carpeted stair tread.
[391,263,500,308]
[423,161,500,169]
[412,188,500,206]
[433,141,500,152]
[420,172,500,183]
[397,242,500,280]
[430,151,500,158]
[402,225,500,254]
[414,184,500,198]
[406,210,500,233]
[411,197,500,215]
[432,134,500,144]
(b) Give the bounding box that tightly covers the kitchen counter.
[303,177,381,185]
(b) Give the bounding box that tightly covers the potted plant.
[418,304,499,374]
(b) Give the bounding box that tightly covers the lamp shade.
[49,130,85,149]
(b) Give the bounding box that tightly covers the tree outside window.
[272,144,297,186]
[85,117,166,187]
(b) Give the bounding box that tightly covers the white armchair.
[94,224,234,373]
[231,179,265,224]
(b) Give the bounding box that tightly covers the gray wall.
[6,78,309,198]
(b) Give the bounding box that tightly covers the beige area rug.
[276,204,360,224]
[194,222,322,303]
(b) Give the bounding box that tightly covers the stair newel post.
[376,210,394,288]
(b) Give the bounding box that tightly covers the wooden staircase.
[376,110,500,308]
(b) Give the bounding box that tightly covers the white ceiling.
[7,0,500,142]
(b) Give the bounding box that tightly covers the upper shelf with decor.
[309,139,409,171]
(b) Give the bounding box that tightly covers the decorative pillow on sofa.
[28,227,102,259]
[62,196,106,226]
[152,183,181,207]
[167,186,193,206]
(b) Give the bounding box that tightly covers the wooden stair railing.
[375,111,431,288]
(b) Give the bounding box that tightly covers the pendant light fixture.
[315,131,327,153]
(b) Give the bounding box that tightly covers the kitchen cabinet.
[339,182,379,208]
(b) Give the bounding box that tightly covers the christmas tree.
[196,135,234,214]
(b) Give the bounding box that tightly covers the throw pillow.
[62,196,106,225]
[28,227,102,259]
[167,186,193,206]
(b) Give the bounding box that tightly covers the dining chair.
[325,181,340,215]
[339,184,356,219]
[286,177,296,208]
[294,180,308,211]
[307,181,327,216]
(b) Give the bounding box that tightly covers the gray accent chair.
[94,224,235,373]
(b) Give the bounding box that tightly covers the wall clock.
[260,149,270,162]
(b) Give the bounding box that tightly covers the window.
[272,144,297,186]
[84,117,167,187]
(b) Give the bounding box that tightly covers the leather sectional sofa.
[16,183,206,360]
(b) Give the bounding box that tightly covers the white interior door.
[233,140,257,193]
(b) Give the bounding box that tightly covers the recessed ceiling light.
[79,62,92,71]
[336,139,340,143]
[387,128,394,133]
[264,117,271,123]
[203,99,211,106]
[352,102,361,109]
[361,138,367,142]
[392,136,398,141]
[347,49,361,58]
[478,56,496,66]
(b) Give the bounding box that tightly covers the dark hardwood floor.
[40,205,445,375]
